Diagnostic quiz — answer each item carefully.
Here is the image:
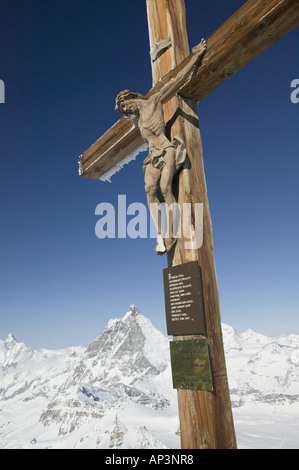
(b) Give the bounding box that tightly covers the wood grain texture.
[169,95,237,450]
[180,0,299,101]
[79,0,299,180]
[147,0,237,449]
[146,0,189,84]
[80,119,143,179]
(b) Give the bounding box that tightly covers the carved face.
[120,99,139,118]
[120,99,138,114]
[115,90,143,121]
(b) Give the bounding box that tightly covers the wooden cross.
[79,0,299,449]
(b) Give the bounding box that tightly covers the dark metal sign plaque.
[163,261,206,336]
[170,338,213,392]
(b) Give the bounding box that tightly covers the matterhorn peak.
[0,306,298,449]
[4,333,17,343]
[122,304,143,322]
[126,304,140,317]
[85,305,169,376]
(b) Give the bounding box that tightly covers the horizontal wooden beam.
[79,0,299,179]
[180,0,299,101]
[79,118,143,179]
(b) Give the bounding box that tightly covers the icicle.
[99,143,148,182]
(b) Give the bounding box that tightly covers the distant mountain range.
[1,304,298,449]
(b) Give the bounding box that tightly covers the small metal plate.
[170,338,213,392]
[163,261,206,336]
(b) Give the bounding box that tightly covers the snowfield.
[0,305,298,449]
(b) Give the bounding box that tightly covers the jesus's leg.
[144,166,165,254]
[159,148,178,252]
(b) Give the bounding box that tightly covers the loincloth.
[142,136,186,175]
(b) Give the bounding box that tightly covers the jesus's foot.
[155,234,166,255]
[165,237,177,253]
[192,39,207,57]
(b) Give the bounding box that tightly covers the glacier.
[0,304,298,449]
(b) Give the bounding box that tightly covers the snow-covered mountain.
[0,305,298,449]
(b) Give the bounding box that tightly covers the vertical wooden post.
[146,0,237,449]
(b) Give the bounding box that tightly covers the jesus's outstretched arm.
[155,39,207,104]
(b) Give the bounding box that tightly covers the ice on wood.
[99,143,148,182]
[0,80,4,103]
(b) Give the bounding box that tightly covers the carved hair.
[115,90,145,114]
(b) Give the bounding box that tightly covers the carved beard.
[122,101,139,121]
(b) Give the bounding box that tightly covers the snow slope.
[0,305,298,449]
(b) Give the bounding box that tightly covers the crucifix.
[115,39,207,255]
[79,0,299,449]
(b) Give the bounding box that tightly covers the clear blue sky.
[0,0,298,349]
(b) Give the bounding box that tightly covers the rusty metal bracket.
[150,37,172,62]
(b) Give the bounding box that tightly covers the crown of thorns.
[115,90,144,113]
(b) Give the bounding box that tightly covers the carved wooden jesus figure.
[116,40,206,254]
